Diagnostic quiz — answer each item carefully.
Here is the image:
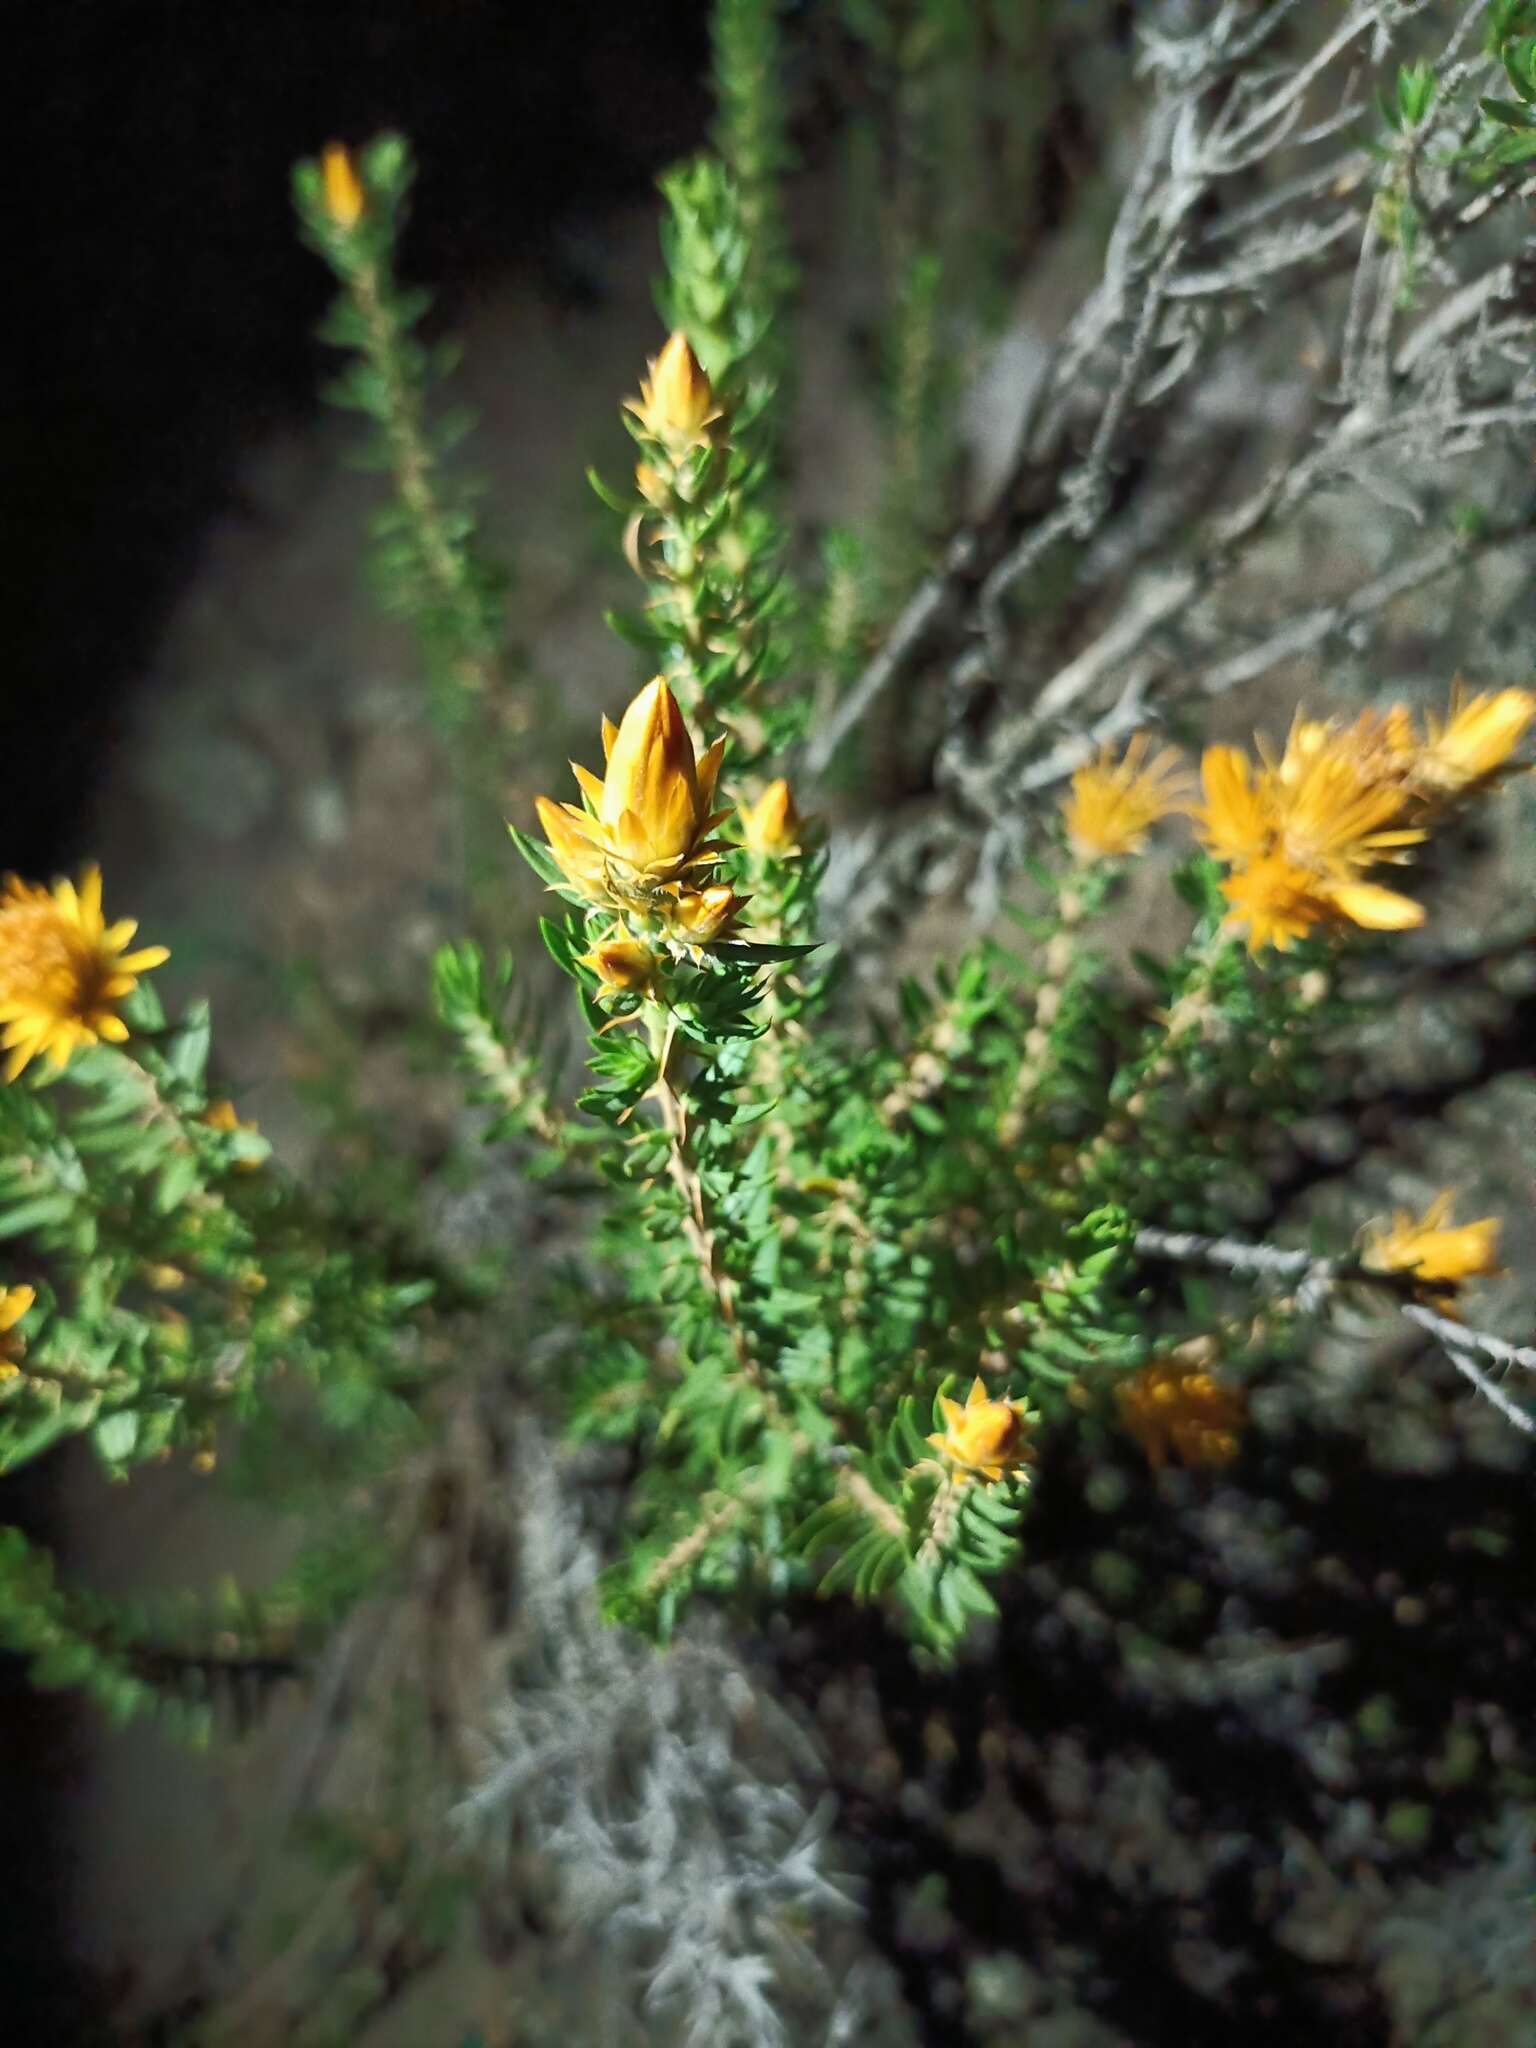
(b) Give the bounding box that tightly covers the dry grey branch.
[1133,1224,1536,1435]
[814,0,1536,944]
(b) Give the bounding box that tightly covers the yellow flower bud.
[577,931,659,998]
[1414,682,1535,799]
[320,144,366,230]
[201,1097,263,1168]
[926,1375,1035,1487]
[670,884,748,947]
[602,677,703,857]
[738,778,805,857]
[625,331,722,454]
[537,678,728,903]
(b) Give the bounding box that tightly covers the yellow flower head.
[738,778,805,858]
[1197,729,1424,953]
[577,930,660,998]
[535,679,732,935]
[1361,1190,1502,1295]
[320,143,365,230]
[926,1375,1035,1487]
[1061,732,1192,861]
[1216,854,1420,955]
[1118,1356,1245,1472]
[0,868,169,1081]
[625,331,721,455]
[1274,742,1423,876]
[0,1284,35,1378]
[1413,682,1535,800]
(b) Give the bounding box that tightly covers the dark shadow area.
[6,0,710,875]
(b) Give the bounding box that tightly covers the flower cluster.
[1198,686,1534,952]
[1061,684,1534,954]
[0,867,169,1081]
[535,676,748,958]
[1118,1350,1246,1472]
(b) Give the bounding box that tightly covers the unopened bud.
[739,778,804,857]
[320,144,365,230]
[577,928,660,997]
[626,331,721,454]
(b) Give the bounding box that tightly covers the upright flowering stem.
[348,259,498,709]
[998,880,1091,1147]
[1072,924,1236,1197]
[299,140,515,916]
[648,1020,757,1382]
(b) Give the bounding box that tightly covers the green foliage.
[710,0,797,412]
[1467,0,1536,164]
[294,134,526,920]
[0,954,438,1727]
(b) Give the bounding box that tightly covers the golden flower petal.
[1198,746,1273,865]
[0,1286,36,1335]
[1322,880,1423,931]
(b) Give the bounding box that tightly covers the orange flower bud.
[577,932,659,997]
[738,778,805,857]
[926,1375,1035,1487]
[625,332,722,453]
[321,143,365,230]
